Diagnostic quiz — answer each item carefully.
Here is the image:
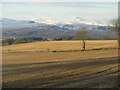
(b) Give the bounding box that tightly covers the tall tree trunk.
[82,39,86,51]
[118,30,120,50]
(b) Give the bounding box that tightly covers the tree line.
[2,37,47,46]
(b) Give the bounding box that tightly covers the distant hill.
[1,18,116,40]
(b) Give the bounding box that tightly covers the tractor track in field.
[2,57,119,88]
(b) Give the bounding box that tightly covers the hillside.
[1,18,116,39]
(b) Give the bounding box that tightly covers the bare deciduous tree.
[110,17,120,49]
[75,27,89,51]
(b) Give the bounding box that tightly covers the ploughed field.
[2,40,119,88]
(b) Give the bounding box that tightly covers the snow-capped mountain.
[36,17,58,25]
[35,17,107,26]
[73,17,105,26]
[1,18,115,39]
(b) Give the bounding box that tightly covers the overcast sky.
[1,2,118,22]
[0,0,120,2]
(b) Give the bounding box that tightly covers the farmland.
[2,40,119,88]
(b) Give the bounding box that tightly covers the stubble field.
[2,40,119,88]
